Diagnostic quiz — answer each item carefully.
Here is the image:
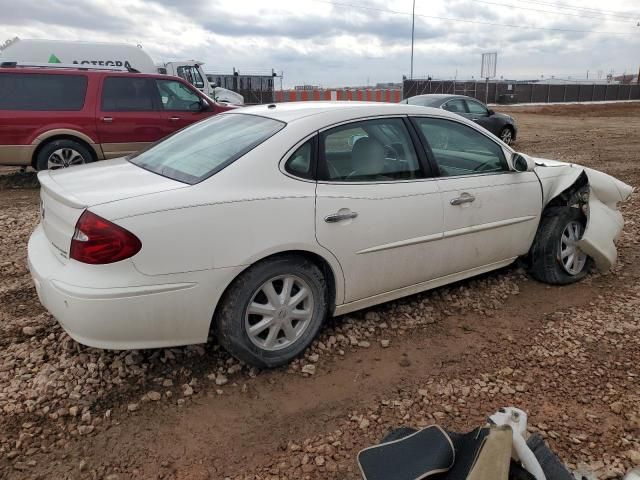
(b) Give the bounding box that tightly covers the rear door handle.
[450,193,476,205]
[324,211,358,223]
[169,117,181,122]
[101,117,113,123]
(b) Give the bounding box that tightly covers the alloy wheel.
[559,220,587,275]
[500,129,513,144]
[244,274,315,351]
[47,148,86,169]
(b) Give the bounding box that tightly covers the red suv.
[0,65,236,170]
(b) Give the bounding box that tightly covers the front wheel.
[499,126,514,145]
[214,256,328,368]
[529,207,591,285]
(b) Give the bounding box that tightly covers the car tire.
[529,207,591,285]
[35,139,94,171]
[499,126,514,145]
[214,255,328,368]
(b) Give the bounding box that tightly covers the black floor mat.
[358,426,455,480]
[359,426,490,480]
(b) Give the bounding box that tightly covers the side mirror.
[199,99,211,111]
[512,153,535,172]
[487,108,495,115]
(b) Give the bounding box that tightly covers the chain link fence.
[403,79,640,104]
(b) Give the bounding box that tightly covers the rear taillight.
[70,211,141,264]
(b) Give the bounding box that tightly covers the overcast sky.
[0,0,638,87]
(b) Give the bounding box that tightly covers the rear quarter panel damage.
[533,158,634,271]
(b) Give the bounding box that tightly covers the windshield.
[129,114,285,184]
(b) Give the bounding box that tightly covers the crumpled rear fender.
[533,157,634,271]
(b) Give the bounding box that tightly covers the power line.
[469,0,638,23]
[514,0,640,19]
[312,0,640,35]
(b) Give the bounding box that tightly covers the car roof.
[409,94,471,101]
[227,101,462,124]
[0,66,167,79]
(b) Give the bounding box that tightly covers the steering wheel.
[473,162,494,172]
[327,161,341,180]
[430,131,449,150]
[383,144,399,161]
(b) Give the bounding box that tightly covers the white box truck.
[0,38,244,104]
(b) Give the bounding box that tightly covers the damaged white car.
[27,103,633,367]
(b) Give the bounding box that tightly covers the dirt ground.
[1,102,639,480]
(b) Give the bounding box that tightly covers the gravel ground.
[0,102,639,479]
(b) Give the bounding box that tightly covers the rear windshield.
[0,73,88,111]
[407,96,442,107]
[129,113,285,184]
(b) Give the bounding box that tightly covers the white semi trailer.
[0,38,244,104]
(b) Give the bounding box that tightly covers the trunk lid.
[38,159,187,263]
[46,158,187,206]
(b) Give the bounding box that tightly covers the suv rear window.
[0,73,87,111]
[129,113,285,184]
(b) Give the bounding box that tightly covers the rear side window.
[442,99,467,113]
[101,77,157,111]
[0,73,87,111]
[129,113,285,184]
[284,138,316,180]
[320,118,421,182]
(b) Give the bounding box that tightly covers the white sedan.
[28,102,633,367]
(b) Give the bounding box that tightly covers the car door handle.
[324,211,358,223]
[169,117,181,122]
[101,117,113,123]
[450,193,476,205]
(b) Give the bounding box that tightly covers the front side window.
[177,66,205,89]
[156,79,202,111]
[320,118,421,182]
[0,73,87,111]
[466,100,489,116]
[129,114,285,184]
[414,117,507,177]
[101,77,157,111]
[442,99,467,113]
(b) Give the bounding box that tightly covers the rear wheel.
[36,139,93,171]
[530,207,591,285]
[215,255,328,368]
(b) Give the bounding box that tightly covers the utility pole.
[410,0,415,79]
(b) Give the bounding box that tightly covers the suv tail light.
[70,211,141,264]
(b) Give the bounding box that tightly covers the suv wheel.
[215,255,328,368]
[36,139,93,171]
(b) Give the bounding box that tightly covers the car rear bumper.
[28,224,243,350]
